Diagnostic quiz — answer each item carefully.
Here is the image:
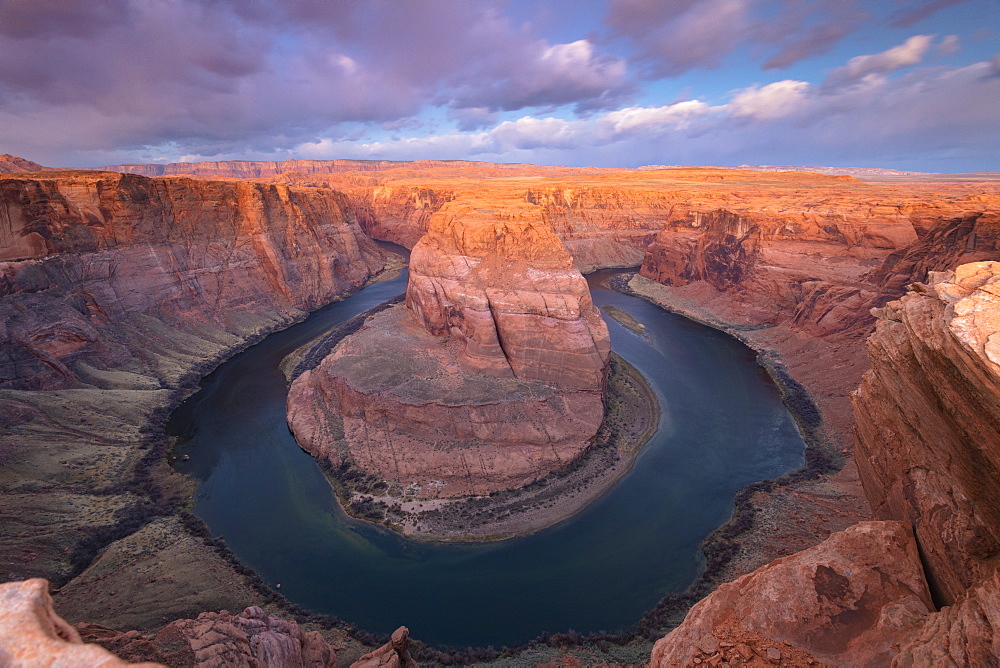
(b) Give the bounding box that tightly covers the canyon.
[1,157,999,665]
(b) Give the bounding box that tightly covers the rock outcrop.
[288,196,610,498]
[650,521,1000,667]
[78,606,337,667]
[0,578,162,667]
[0,170,387,633]
[0,154,52,174]
[406,197,610,388]
[853,261,1000,605]
[351,626,417,668]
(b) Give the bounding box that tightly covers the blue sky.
[0,0,997,171]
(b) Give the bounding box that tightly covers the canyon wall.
[854,262,1000,605]
[0,171,386,389]
[288,195,610,498]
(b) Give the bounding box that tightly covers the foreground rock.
[650,521,934,667]
[0,578,161,667]
[78,606,336,667]
[350,626,417,668]
[854,261,1000,605]
[288,196,610,499]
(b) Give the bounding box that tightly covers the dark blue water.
[168,266,805,649]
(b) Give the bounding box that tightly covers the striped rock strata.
[288,196,610,498]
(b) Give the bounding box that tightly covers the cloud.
[890,0,970,27]
[938,34,961,55]
[600,101,714,134]
[728,81,810,120]
[0,0,633,161]
[605,0,869,75]
[290,56,999,172]
[604,0,749,77]
[448,38,632,112]
[823,35,935,91]
[759,2,868,69]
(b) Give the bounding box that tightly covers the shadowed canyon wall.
[0,171,386,389]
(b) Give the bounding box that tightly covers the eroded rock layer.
[0,171,386,389]
[853,262,1000,605]
[77,605,337,667]
[0,578,161,667]
[288,196,610,497]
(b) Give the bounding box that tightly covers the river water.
[168,265,805,649]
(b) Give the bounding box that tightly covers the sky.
[0,0,997,172]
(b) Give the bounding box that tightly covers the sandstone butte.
[0,157,999,665]
[287,195,611,498]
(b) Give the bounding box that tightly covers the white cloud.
[728,80,810,120]
[600,101,714,134]
[825,35,934,88]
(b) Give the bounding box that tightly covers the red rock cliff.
[853,262,1000,605]
[0,171,386,389]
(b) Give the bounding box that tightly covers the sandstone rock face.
[0,578,162,667]
[288,306,605,497]
[853,261,1000,605]
[406,197,610,388]
[288,196,610,497]
[0,171,386,389]
[640,210,761,291]
[0,153,51,174]
[0,170,386,625]
[650,521,935,668]
[892,570,1000,667]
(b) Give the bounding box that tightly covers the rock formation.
[0,170,386,389]
[78,605,337,667]
[651,260,1000,666]
[288,195,610,498]
[854,262,1000,605]
[2,157,999,663]
[350,626,418,668]
[650,521,936,667]
[0,578,162,667]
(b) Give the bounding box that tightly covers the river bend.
[168,266,805,648]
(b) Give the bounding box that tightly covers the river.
[168,264,805,649]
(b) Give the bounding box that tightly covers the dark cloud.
[605,0,868,75]
[891,0,970,27]
[760,3,867,69]
[0,0,632,160]
[604,0,748,77]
